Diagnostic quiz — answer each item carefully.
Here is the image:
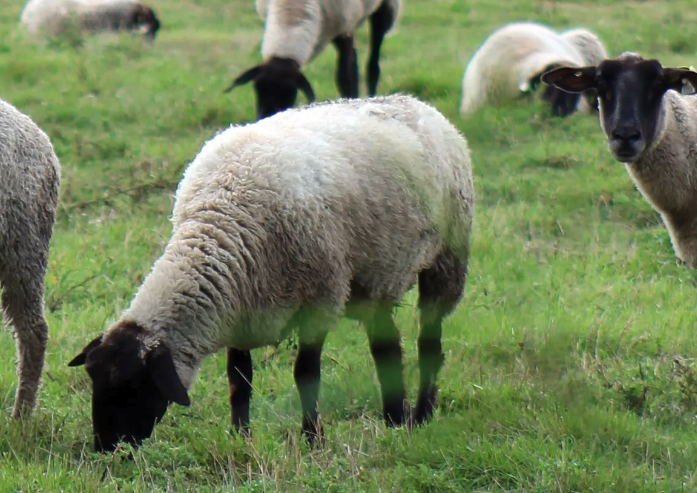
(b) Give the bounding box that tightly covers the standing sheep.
[20,0,161,42]
[222,0,401,120]
[542,52,697,267]
[68,93,475,452]
[0,98,61,418]
[459,22,607,117]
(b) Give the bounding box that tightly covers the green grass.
[2,0,697,490]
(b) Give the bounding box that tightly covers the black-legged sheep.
[460,22,607,117]
[223,0,401,120]
[68,93,475,452]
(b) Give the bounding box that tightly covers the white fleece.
[255,0,401,65]
[20,0,141,37]
[115,94,474,388]
[460,22,607,116]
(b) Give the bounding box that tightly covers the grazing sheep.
[20,0,161,42]
[223,0,401,120]
[68,93,475,452]
[0,99,61,418]
[459,22,607,117]
[542,52,697,266]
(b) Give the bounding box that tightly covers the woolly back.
[560,28,608,66]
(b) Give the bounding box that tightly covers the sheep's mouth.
[609,140,644,163]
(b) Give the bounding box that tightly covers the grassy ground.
[2,0,697,490]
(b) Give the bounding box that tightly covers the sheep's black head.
[542,53,697,163]
[68,322,190,453]
[130,4,160,42]
[541,82,583,117]
[223,57,316,120]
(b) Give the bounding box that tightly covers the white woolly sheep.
[68,93,475,452]
[20,0,161,42]
[223,0,401,120]
[459,22,607,117]
[0,98,61,418]
[542,52,697,267]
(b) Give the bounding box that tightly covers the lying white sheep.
[20,0,161,42]
[460,22,607,117]
[542,52,697,266]
[223,0,401,120]
[68,93,475,452]
[0,98,61,418]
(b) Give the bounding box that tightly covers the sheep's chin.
[608,140,644,164]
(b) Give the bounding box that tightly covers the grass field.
[2,0,697,490]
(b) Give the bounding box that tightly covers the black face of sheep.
[130,5,160,42]
[223,57,316,120]
[68,323,190,453]
[542,56,697,163]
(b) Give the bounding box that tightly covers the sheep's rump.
[256,0,401,65]
[459,22,605,115]
[0,100,61,244]
[20,0,139,37]
[124,94,473,350]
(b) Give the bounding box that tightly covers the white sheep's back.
[256,0,390,64]
[174,94,473,260]
[20,0,138,36]
[460,22,583,115]
[560,28,608,66]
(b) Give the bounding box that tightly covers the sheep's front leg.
[294,324,328,445]
[332,35,359,98]
[365,305,407,427]
[227,348,253,436]
[367,0,397,96]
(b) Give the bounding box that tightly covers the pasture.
[2,0,697,490]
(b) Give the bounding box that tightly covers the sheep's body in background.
[69,94,475,453]
[20,0,161,41]
[0,99,61,418]
[224,0,401,119]
[460,22,607,117]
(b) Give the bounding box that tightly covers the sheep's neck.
[627,93,697,266]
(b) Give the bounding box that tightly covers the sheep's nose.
[611,127,641,143]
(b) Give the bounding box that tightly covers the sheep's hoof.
[413,392,438,426]
[301,419,324,447]
[232,425,252,440]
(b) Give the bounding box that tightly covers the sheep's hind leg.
[365,304,407,427]
[5,262,50,418]
[227,348,253,436]
[414,249,468,425]
[332,35,359,98]
[367,0,397,96]
[294,308,334,445]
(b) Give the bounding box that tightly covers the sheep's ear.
[147,345,190,406]
[297,73,315,102]
[541,66,597,93]
[68,334,105,367]
[663,68,697,95]
[223,66,262,94]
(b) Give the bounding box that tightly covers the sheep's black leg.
[367,0,396,96]
[414,250,468,425]
[365,305,407,426]
[332,34,359,98]
[294,331,328,445]
[227,348,253,436]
